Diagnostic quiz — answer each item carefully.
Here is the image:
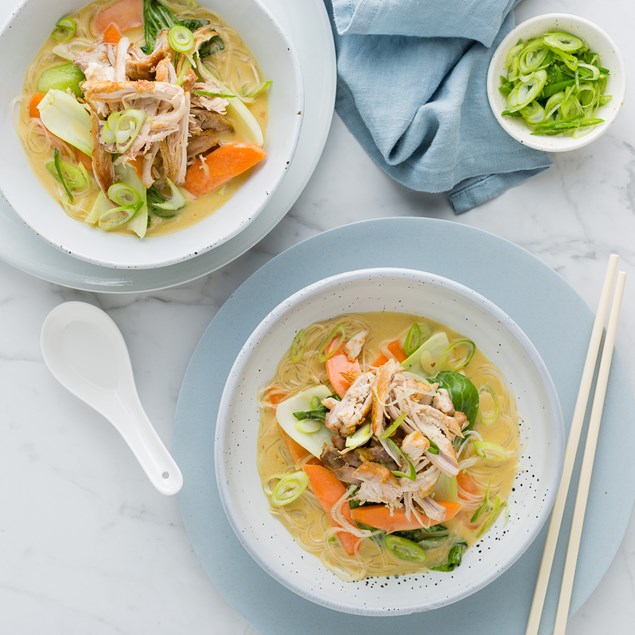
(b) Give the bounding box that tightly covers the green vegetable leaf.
[432,370,479,427]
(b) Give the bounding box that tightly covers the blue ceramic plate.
[174,217,635,634]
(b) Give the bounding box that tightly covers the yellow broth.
[258,312,520,581]
[18,0,269,236]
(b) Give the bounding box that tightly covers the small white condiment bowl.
[215,267,564,615]
[0,0,303,269]
[487,13,625,152]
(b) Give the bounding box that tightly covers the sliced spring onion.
[472,440,514,462]
[427,439,439,455]
[107,183,143,211]
[544,31,583,53]
[50,148,74,201]
[168,25,195,53]
[52,17,77,43]
[477,385,500,426]
[37,63,86,98]
[439,338,476,371]
[46,150,90,203]
[403,323,422,357]
[289,330,306,363]
[317,324,347,362]
[386,438,416,481]
[269,471,309,507]
[345,422,372,449]
[98,206,138,231]
[518,39,549,74]
[401,331,449,377]
[500,31,610,136]
[101,109,146,153]
[295,419,322,434]
[193,89,236,99]
[384,535,426,563]
[239,80,272,103]
[150,179,186,211]
[380,413,407,439]
[506,69,548,112]
[114,163,148,238]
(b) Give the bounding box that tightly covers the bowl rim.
[486,12,626,153]
[214,266,565,615]
[0,0,305,269]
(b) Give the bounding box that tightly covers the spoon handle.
[107,394,183,496]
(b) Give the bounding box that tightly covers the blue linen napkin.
[325,0,552,213]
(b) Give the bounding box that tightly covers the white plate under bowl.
[0,0,303,269]
[487,13,626,152]
[215,267,564,616]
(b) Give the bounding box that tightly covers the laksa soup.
[258,312,521,581]
[18,0,269,238]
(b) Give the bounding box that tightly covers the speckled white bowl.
[215,267,564,615]
[487,13,625,152]
[0,0,303,269]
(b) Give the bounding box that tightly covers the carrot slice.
[387,339,407,363]
[103,23,122,44]
[29,92,46,118]
[183,143,267,197]
[92,0,143,35]
[303,464,360,555]
[371,353,389,367]
[351,501,462,533]
[325,347,361,398]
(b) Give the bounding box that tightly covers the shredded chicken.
[89,111,114,193]
[344,330,368,362]
[371,359,401,435]
[325,371,374,436]
[125,30,171,80]
[432,388,455,415]
[353,463,402,505]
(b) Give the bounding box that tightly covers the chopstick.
[552,268,626,633]
[524,254,625,635]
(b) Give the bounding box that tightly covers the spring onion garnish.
[98,206,139,231]
[384,535,427,563]
[168,25,195,53]
[472,440,514,462]
[192,89,237,99]
[46,151,90,202]
[380,413,407,439]
[403,323,422,357]
[101,109,146,153]
[295,419,322,434]
[386,438,416,481]
[52,17,76,43]
[269,471,309,507]
[107,183,143,211]
[477,385,500,426]
[345,422,372,449]
[439,338,476,371]
[239,80,272,103]
[427,439,440,455]
[317,325,347,362]
[499,31,611,136]
[49,148,74,201]
[290,330,306,363]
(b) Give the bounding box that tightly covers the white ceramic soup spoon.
[41,301,183,496]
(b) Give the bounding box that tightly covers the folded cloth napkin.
[325,0,552,213]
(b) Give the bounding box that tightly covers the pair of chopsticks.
[525,254,627,635]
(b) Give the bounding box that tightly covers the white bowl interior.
[0,0,303,269]
[215,268,564,615]
[487,13,626,152]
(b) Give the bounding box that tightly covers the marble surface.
[1,0,634,633]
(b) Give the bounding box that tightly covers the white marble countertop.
[1,0,634,633]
